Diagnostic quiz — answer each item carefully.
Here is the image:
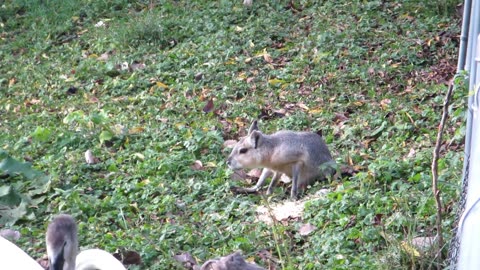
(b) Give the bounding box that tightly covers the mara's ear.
[249,130,262,149]
[247,120,258,134]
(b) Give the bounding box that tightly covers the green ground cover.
[0,0,465,268]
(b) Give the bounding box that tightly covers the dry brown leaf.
[37,254,49,269]
[334,112,349,123]
[230,170,247,181]
[223,139,238,148]
[8,78,16,87]
[0,229,21,241]
[280,174,291,183]
[299,223,316,236]
[407,148,416,158]
[368,67,375,75]
[191,160,204,171]
[373,214,383,226]
[98,52,110,61]
[85,150,96,164]
[263,53,273,63]
[411,236,435,251]
[247,168,262,178]
[203,99,214,113]
[129,127,145,134]
[380,98,391,109]
[297,102,309,110]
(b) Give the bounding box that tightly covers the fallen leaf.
[380,98,391,109]
[129,127,145,134]
[297,102,309,110]
[268,78,286,85]
[24,98,42,106]
[156,82,168,89]
[98,52,110,61]
[309,108,323,114]
[203,99,214,113]
[280,174,291,183]
[85,150,98,164]
[400,241,421,257]
[94,21,105,27]
[223,140,238,148]
[247,168,262,178]
[230,170,247,181]
[407,148,416,158]
[334,112,349,122]
[133,153,145,160]
[263,53,273,63]
[191,160,203,171]
[0,229,21,241]
[411,236,435,251]
[8,78,16,87]
[373,214,383,226]
[37,255,49,269]
[299,223,316,236]
[368,67,375,75]
[204,162,217,168]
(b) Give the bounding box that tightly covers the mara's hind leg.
[290,163,301,200]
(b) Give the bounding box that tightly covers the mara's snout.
[226,156,242,170]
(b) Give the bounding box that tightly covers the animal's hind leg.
[266,172,280,195]
[290,163,301,200]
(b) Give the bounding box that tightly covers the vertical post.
[458,32,480,270]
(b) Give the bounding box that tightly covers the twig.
[431,81,455,268]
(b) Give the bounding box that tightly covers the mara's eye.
[239,148,248,154]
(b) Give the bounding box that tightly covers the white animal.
[0,236,44,269]
[227,120,336,199]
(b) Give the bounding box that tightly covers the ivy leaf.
[99,130,114,143]
[31,126,52,142]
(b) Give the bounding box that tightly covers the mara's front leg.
[231,168,272,194]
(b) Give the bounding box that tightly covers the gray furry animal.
[200,251,265,270]
[227,120,335,199]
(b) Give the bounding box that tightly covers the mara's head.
[46,214,78,270]
[227,120,265,170]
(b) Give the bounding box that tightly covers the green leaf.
[0,200,28,227]
[0,155,44,180]
[0,186,22,207]
[99,130,114,143]
[31,126,52,142]
[63,110,85,124]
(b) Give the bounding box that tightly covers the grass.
[0,0,465,269]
